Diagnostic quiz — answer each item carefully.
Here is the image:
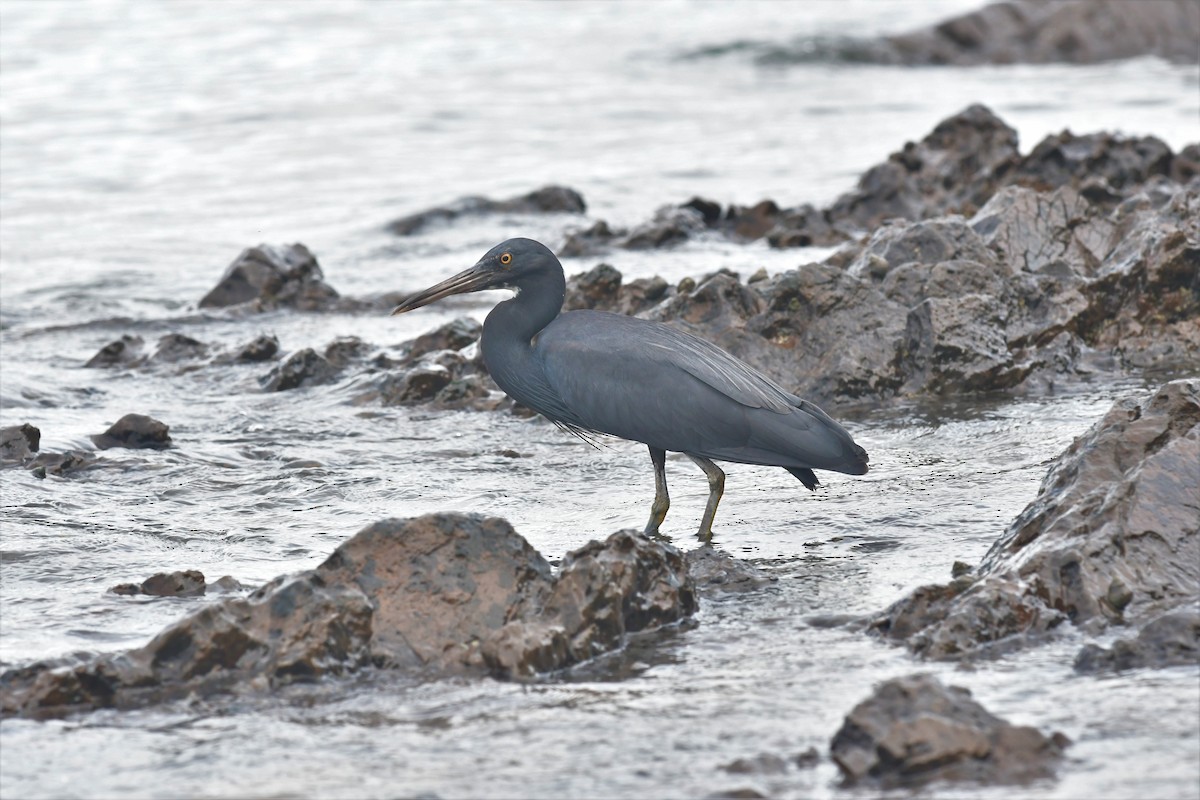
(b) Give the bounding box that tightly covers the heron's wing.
[630,321,797,414]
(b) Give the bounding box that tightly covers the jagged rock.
[830,674,1068,787]
[827,104,1020,229]
[387,185,585,235]
[91,414,172,450]
[1074,610,1200,673]
[766,203,841,248]
[84,334,146,368]
[111,571,206,598]
[260,348,339,392]
[869,380,1200,659]
[0,424,40,465]
[563,264,671,315]
[480,529,696,678]
[403,317,482,361]
[199,244,339,311]
[0,514,696,718]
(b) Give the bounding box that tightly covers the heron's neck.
[481,269,564,397]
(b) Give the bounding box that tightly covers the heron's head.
[390,238,561,315]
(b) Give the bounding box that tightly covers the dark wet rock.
[480,529,696,678]
[901,294,1030,395]
[0,424,40,465]
[230,334,279,363]
[681,196,723,228]
[199,244,339,311]
[794,747,821,769]
[830,674,1068,788]
[26,450,98,478]
[558,220,619,258]
[260,348,339,392]
[724,199,782,241]
[403,317,482,361]
[84,334,145,368]
[91,414,172,450]
[1074,610,1200,673]
[111,571,206,598]
[377,364,455,405]
[705,790,767,800]
[685,546,774,595]
[620,205,708,250]
[322,336,372,369]
[1014,130,1175,198]
[721,753,789,775]
[870,380,1200,659]
[387,185,585,235]
[210,576,248,593]
[563,264,671,316]
[878,0,1200,66]
[766,203,842,248]
[0,514,696,718]
[148,333,208,365]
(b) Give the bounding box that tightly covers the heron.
[391,238,869,541]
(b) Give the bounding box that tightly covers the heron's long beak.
[390,262,495,315]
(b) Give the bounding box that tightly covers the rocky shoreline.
[3,101,1197,789]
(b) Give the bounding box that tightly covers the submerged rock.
[91,414,172,450]
[25,450,98,478]
[387,185,585,235]
[870,380,1200,660]
[0,514,696,718]
[830,674,1068,787]
[199,244,339,311]
[111,571,206,598]
[84,334,146,368]
[1074,610,1200,673]
[0,423,41,465]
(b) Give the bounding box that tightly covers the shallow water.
[1,2,1198,798]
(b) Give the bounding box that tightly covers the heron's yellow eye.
[500,253,512,265]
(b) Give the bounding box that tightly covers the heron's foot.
[643,527,674,544]
[694,526,715,544]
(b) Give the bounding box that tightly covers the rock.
[0,424,40,465]
[387,185,585,235]
[84,334,145,368]
[322,336,372,368]
[870,380,1200,659]
[260,348,339,392]
[480,529,696,678]
[111,571,206,598]
[827,104,1020,229]
[620,205,708,250]
[724,200,781,241]
[1074,610,1200,672]
[148,334,208,364]
[901,294,1029,395]
[26,450,97,478]
[879,0,1200,66]
[721,753,789,775]
[563,264,671,316]
[558,220,618,258]
[830,674,1068,787]
[766,203,842,248]
[230,334,279,363]
[91,414,172,450]
[403,317,482,361]
[794,747,820,769]
[685,546,774,594]
[1,515,696,717]
[199,244,338,311]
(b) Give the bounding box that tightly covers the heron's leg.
[688,455,725,543]
[644,446,670,536]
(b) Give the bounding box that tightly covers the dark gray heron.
[392,238,869,541]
